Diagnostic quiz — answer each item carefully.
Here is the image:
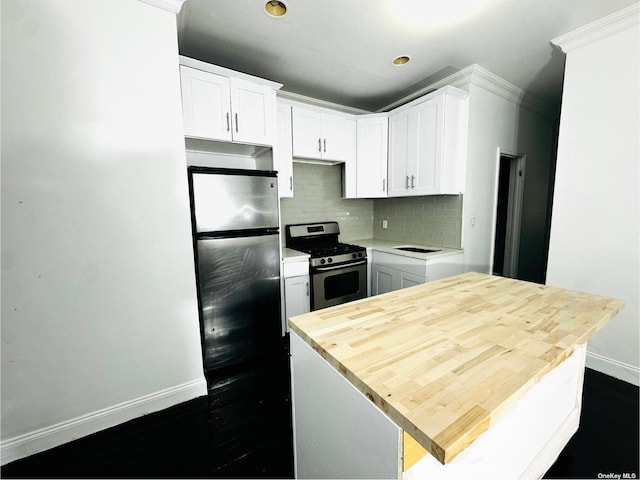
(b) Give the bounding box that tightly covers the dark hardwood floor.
[2,367,637,479]
[544,368,639,479]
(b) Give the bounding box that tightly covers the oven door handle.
[313,259,367,272]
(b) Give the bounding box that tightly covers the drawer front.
[372,251,427,277]
[283,260,309,278]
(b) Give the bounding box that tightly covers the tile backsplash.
[373,195,463,248]
[280,162,462,248]
[280,163,374,241]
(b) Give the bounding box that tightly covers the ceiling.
[177,0,637,113]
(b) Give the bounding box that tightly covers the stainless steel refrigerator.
[188,167,293,475]
[188,167,284,375]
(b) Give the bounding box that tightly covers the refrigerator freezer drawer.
[196,233,282,372]
[191,169,279,233]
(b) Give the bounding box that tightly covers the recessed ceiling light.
[392,56,411,66]
[265,0,287,17]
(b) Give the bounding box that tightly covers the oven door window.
[324,270,359,300]
[311,262,367,310]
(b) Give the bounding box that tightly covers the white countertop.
[350,238,463,261]
[282,240,462,262]
[282,247,310,262]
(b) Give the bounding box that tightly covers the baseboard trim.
[586,351,640,386]
[1,378,207,466]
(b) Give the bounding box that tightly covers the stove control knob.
[352,253,357,259]
[358,252,363,258]
[320,259,326,264]
[327,258,333,263]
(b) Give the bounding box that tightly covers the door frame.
[491,149,526,278]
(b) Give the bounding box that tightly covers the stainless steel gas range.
[285,222,367,311]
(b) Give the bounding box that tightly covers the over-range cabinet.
[187,167,293,477]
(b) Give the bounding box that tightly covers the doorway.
[492,153,525,278]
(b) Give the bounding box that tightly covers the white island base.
[290,331,586,480]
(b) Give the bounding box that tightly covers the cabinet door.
[412,97,443,195]
[292,107,323,159]
[285,275,311,320]
[372,264,395,296]
[387,110,412,197]
[399,271,426,290]
[356,114,388,198]
[291,107,355,163]
[321,113,355,162]
[180,65,232,141]
[387,88,468,197]
[229,78,274,146]
[275,103,294,198]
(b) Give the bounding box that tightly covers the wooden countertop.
[288,272,623,465]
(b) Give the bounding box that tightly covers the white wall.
[461,82,518,273]
[547,10,639,385]
[459,75,556,280]
[1,0,206,463]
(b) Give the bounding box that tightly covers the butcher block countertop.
[288,272,624,465]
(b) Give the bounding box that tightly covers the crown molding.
[552,3,640,53]
[138,0,186,14]
[277,90,371,115]
[381,64,555,118]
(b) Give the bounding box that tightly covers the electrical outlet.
[382,220,388,229]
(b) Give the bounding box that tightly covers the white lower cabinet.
[399,271,426,290]
[373,264,395,295]
[371,250,462,296]
[282,258,311,327]
[284,275,310,319]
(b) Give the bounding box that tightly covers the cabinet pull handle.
[306,282,309,296]
[323,138,326,153]
[226,113,230,132]
[235,113,239,132]
[318,138,322,152]
[382,178,386,192]
[289,176,293,191]
[406,175,410,189]
[411,175,415,188]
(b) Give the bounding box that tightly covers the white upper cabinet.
[274,101,294,198]
[356,114,388,198]
[387,86,468,197]
[180,66,232,141]
[388,110,412,196]
[229,77,274,145]
[179,58,279,147]
[291,106,355,162]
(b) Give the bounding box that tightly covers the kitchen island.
[288,272,624,479]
